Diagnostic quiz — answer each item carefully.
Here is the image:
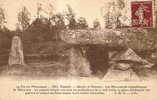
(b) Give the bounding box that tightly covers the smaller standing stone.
[8,35,25,66]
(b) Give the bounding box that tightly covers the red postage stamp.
[131,1,153,27]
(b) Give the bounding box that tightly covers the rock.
[60,28,157,51]
[110,48,154,69]
[68,47,91,77]
[104,48,154,81]
[8,36,25,66]
[151,52,157,59]
[103,67,140,81]
[60,29,126,46]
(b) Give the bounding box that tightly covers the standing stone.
[8,36,25,66]
[69,47,91,77]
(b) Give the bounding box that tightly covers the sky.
[0,0,111,30]
[2,0,154,30]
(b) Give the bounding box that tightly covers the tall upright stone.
[68,47,91,77]
[8,35,25,66]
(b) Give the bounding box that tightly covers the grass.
[2,61,70,78]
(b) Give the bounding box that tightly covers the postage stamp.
[131,1,153,27]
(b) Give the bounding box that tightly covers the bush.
[0,28,12,55]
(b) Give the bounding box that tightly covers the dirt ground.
[0,61,157,81]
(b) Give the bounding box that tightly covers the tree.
[51,13,65,29]
[101,1,125,29]
[117,0,125,9]
[77,17,88,29]
[93,19,101,29]
[37,3,42,18]
[37,3,55,19]
[65,5,77,29]
[101,2,113,28]
[48,3,55,19]
[17,6,31,31]
[50,13,65,40]
[0,7,6,29]
[47,2,66,40]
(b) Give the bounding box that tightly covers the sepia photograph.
[0,0,157,80]
[0,0,157,99]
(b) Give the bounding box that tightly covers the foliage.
[65,5,77,29]
[0,27,12,55]
[93,19,101,29]
[0,7,6,28]
[102,0,125,29]
[17,6,31,31]
[117,0,125,9]
[23,12,66,44]
[77,17,88,29]
[50,13,65,29]
[23,18,51,43]
[50,13,66,40]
